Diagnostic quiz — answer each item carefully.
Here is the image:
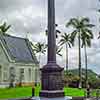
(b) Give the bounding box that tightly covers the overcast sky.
[0,0,100,74]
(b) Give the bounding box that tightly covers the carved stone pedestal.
[40,63,64,98]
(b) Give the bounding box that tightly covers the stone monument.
[39,0,64,98]
[32,0,72,99]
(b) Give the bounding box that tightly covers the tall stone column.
[40,0,64,98]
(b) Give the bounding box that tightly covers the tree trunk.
[66,44,68,71]
[84,45,88,88]
[78,33,82,88]
[35,53,41,85]
[38,53,41,67]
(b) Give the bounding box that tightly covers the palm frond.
[98,32,100,39]
[0,22,11,33]
[5,25,11,32]
[66,18,79,28]
[56,29,61,34]
[84,24,95,28]
[81,17,90,24]
[83,28,93,39]
[31,42,46,54]
[56,46,63,56]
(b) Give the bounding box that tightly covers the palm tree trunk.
[78,33,82,88]
[35,53,41,86]
[66,44,68,71]
[84,45,88,88]
[39,53,41,67]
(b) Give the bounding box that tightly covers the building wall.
[0,42,40,88]
[0,42,9,84]
[8,63,40,86]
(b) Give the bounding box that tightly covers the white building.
[0,34,39,88]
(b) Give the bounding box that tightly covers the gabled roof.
[0,34,38,64]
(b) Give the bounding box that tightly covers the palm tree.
[31,42,46,86]
[59,33,72,71]
[0,22,11,34]
[81,33,93,88]
[31,42,62,61]
[31,42,46,65]
[45,24,61,38]
[45,24,62,57]
[56,45,62,57]
[66,17,94,88]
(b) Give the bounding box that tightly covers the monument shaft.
[48,0,56,63]
[40,0,64,98]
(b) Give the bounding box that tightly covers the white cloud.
[0,0,100,74]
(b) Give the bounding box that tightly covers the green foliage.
[59,33,72,47]
[63,69,100,88]
[31,42,46,54]
[0,22,11,34]
[45,24,61,38]
[67,69,97,79]
[66,17,94,88]
[56,45,63,56]
[59,33,73,70]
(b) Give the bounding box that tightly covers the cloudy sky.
[0,0,100,74]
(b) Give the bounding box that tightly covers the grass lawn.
[0,87,32,99]
[0,86,97,99]
[64,87,85,97]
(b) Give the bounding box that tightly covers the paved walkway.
[1,97,100,100]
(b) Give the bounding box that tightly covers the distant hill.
[67,68,98,80]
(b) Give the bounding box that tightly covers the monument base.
[40,90,64,98]
[31,96,72,100]
[40,63,64,98]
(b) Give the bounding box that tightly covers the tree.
[31,42,62,63]
[56,45,62,57]
[45,24,61,38]
[81,32,94,88]
[0,22,11,34]
[66,17,94,88]
[31,42,46,86]
[45,24,62,56]
[59,33,72,71]
[31,42,46,65]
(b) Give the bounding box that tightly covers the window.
[19,68,24,81]
[35,68,39,83]
[9,67,15,82]
[28,68,31,81]
[3,67,8,81]
[10,67,15,75]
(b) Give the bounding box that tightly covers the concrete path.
[1,97,100,100]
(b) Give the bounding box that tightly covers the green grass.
[0,86,97,99]
[64,87,85,97]
[0,87,32,99]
